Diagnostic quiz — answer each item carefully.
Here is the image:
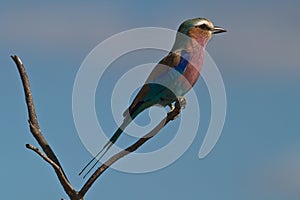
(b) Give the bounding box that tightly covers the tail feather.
[79,101,152,178]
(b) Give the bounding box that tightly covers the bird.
[79,17,226,177]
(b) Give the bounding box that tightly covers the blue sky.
[1,0,300,199]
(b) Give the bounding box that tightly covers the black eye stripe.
[195,24,211,30]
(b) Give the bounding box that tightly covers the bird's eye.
[195,24,211,30]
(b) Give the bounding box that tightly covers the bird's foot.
[167,104,175,113]
[167,96,187,120]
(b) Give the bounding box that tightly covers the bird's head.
[174,18,226,49]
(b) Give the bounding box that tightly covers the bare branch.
[25,143,78,198]
[11,55,61,165]
[79,103,181,198]
[26,143,61,171]
[11,55,78,199]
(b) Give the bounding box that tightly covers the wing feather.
[123,51,185,117]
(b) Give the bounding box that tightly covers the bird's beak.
[212,26,227,34]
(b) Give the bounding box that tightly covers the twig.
[26,143,61,170]
[11,55,61,165]
[25,143,77,198]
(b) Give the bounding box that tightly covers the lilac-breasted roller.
[79,18,226,177]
